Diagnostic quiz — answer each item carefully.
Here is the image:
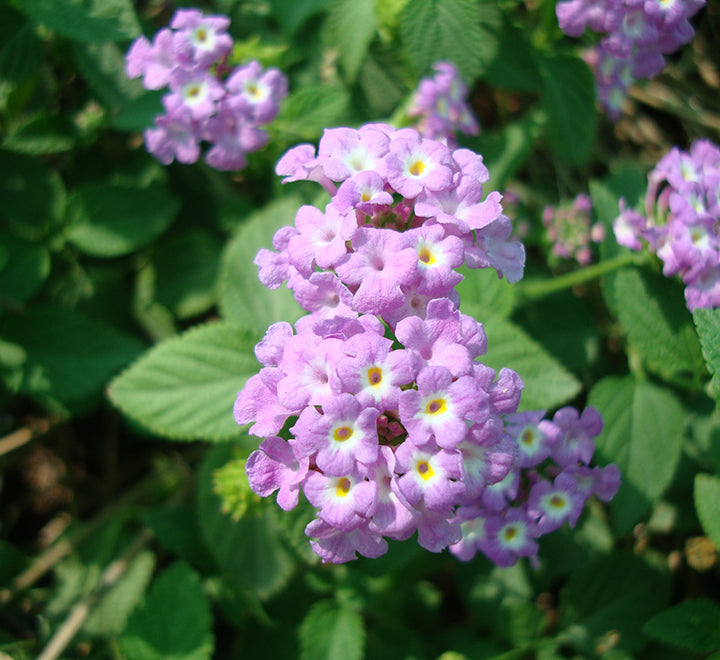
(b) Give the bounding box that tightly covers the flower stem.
[516,251,650,300]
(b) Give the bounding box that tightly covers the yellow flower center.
[366,366,383,387]
[418,246,435,264]
[416,460,434,481]
[336,477,352,497]
[409,160,425,177]
[425,398,446,415]
[333,425,354,442]
[549,494,566,509]
[503,525,518,541]
[520,428,536,445]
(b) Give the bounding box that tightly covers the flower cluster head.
[557,0,706,118]
[614,139,720,310]
[407,61,479,146]
[125,8,287,170]
[235,124,619,564]
[543,193,605,265]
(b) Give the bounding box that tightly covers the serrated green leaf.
[3,114,76,155]
[16,0,140,43]
[539,54,597,166]
[275,86,350,141]
[694,473,720,550]
[0,233,50,303]
[65,181,179,258]
[558,554,670,655]
[83,550,155,638]
[481,317,581,411]
[400,0,496,81]
[196,445,296,599]
[643,599,720,653]
[694,308,720,399]
[325,0,376,82]
[219,195,304,333]
[456,266,517,320]
[610,266,702,380]
[1,306,145,405]
[299,599,365,660]
[588,376,685,534]
[119,561,214,660]
[152,228,222,320]
[109,321,259,442]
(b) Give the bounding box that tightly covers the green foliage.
[119,561,215,660]
[325,0,376,82]
[108,321,259,441]
[643,599,720,654]
[482,317,582,411]
[589,376,686,533]
[694,308,720,399]
[694,473,720,550]
[299,598,366,660]
[275,86,350,140]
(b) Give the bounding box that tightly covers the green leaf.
[152,228,222,320]
[0,149,66,237]
[16,0,140,43]
[83,550,155,638]
[325,0,376,82]
[456,266,517,321]
[694,473,720,550]
[119,561,214,660]
[694,308,720,399]
[0,233,50,304]
[219,196,304,333]
[643,599,720,653]
[588,376,685,534]
[109,321,259,442]
[399,0,497,81]
[196,445,296,600]
[481,317,581,411]
[558,554,670,655]
[268,0,333,36]
[3,114,77,155]
[589,165,647,230]
[65,181,179,258]
[483,19,541,93]
[275,86,350,141]
[0,5,42,106]
[539,54,597,166]
[610,266,702,380]
[357,46,405,116]
[299,599,365,660]
[1,306,145,405]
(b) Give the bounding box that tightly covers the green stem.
[516,251,651,300]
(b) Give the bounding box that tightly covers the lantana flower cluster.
[125,9,287,170]
[557,0,706,119]
[235,124,619,564]
[543,193,605,265]
[407,61,479,146]
[614,139,720,310]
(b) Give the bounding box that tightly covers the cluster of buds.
[407,61,479,146]
[614,139,720,310]
[556,0,706,118]
[125,9,287,170]
[234,124,620,564]
[543,193,605,265]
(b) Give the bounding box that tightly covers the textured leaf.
[83,550,155,638]
[539,54,597,166]
[196,445,296,599]
[558,554,670,654]
[481,317,581,411]
[400,0,497,81]
[65,181,179,258]
[611,267,702,379]
[325,0,376,82]
[483,19,541,93]
[357,46,405,116]
[275,86,350,140]
[589,376,685,534]
[219,195,304,333]
[152,228,222,320]
[119,561,214,660]
[694,473,720,550]
[109,321,259,442]
[1,306,145,405]
[0,233,50,303]
[3,114,76,155]
[694,308,720,400]
[0,5,42,105]
[16,0,140,43]
[299,599,365,660]
[643,599,720,653]
[268,0,333,36]
[456,266,517,320]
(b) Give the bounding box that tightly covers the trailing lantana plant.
[234,124,621,564]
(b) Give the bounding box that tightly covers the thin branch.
[0,417,60,458]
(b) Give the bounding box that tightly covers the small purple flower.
[303,470,377,531]
[528,472,584,533]
[245,436,309,510]
[480,508,540,568]
[385,134,456,198]
[550,406,603,467]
